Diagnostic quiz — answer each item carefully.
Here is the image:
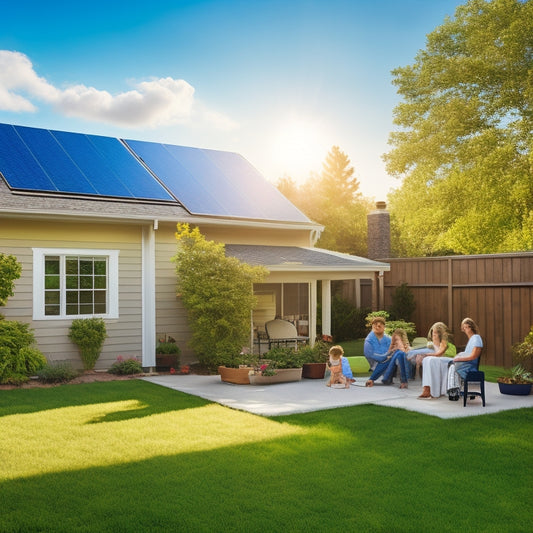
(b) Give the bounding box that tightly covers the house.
[0,123,389,369]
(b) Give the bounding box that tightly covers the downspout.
[141,220,158,371]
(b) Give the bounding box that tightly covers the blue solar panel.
[0,124,173,201]
[125,139,310,222]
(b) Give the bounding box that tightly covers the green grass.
[1,380,532,532]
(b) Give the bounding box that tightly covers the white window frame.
[33,248,119,320]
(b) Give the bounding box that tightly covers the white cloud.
[0,50,237,130]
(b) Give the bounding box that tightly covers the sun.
[269,117,329,182]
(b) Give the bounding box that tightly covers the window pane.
[45,305,60,316]
[66,304,79,315]
[45,275,60,290]
[80,291,93,304]
[45,257,60,275]
[80,304,93,314]
[80,260,93,275]
[94,260,106,275]
[66,291,78,304]
[94,303,106,314]
[45,291,60,304]
[94,290,106,304]
[66,258,78,275]
[94,276,107,289]
[66,275,78,289]
[80,276,93,289]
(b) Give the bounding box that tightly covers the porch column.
[378,270,385,310]
[321,279,331,336]
[309,280,317,345]
[142,225,157,369]
[371,272,378,310]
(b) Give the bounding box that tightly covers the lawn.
[1,380,531,532]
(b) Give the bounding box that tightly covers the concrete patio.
[142,374,533,418]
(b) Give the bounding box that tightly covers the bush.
[0,320,47,384]
[156,341,181,355]
[68,318,107,370]
[108,356,143,375]
[298,341,330,364]
[331,295,369,341]
[389,282,416,321]
[386,320,417,342]
[37,362,79,383]
[263,346,306,369]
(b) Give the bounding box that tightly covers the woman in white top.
[418,319,479,399]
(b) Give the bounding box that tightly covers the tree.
[277,147,373,256]
[172,224,267,370]
[384,0,533,256]
[0,253,22,308]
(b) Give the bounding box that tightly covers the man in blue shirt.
[364,316,392,382]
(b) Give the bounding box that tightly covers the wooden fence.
[379,253,533,368]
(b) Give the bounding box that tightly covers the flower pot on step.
[302,362,327,379]
[498,381,532,396]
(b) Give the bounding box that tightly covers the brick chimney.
[367,201,390,260]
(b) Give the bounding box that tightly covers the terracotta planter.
[218,366,253,385]
[249,367,302,385]
[302,363,327,379]
[498,381,532,396]
[156,354,179,370]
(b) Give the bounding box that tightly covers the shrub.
[331,296,370,341]
[298,341,329,364]
[156,341,181,355]
[263,346,306,369]
[389,282,416,321]
[172,224,267,371]
[0,320,47,384]
[0,253,22,307]
[386,320,417,342]
[68,318,107,370]
[108,356,143,375]
[37,362,79,383]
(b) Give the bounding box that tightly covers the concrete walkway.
[142,374,533,419]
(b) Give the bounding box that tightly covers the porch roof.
[225,245,389,273]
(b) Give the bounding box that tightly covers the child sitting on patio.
[327,345,350,388]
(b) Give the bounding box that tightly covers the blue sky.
[0,0,465,201]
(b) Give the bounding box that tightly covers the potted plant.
[498,326,533,395]
[156,338,181,371]
[301,340,330,379]
[248,346,304,385]
[218,347,256,384]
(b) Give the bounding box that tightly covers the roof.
[225,245,390,273]
[0,123,311,224]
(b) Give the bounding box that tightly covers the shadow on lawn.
[0,380,211,420]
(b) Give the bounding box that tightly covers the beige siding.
[1,220,144,370]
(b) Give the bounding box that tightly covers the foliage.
[36,362,79,383]
[386,321,417,343]
[262,346,306,369]
[0,320,47,384]
[498,364,533,385]
[172,224,267,371]
[298,341,330,364]
[156,341,181,355]
[277,147,374,256]
[0,253,22,307]
[388,283,416,321]
[511,325,533,368]
[331,293,369,341]
[384,0,533,256]
[365,310,390,328]
[68,318,108,370]
[108,356,144,375]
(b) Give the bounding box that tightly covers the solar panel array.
[0,123,310,223]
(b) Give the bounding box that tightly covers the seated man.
[363,316,392,375]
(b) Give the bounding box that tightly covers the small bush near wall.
[68,318,108,370]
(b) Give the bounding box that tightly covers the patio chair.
[265,319,309,350]
[462,352,486,407]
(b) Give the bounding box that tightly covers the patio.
[142,374,533,418]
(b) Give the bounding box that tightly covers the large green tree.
[384,0,533,256]
[277,147,373,256]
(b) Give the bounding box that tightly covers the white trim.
[141,227,156,368]
[32,248,119,320]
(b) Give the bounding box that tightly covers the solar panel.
[125,139,310,222]
[0,124,174,201]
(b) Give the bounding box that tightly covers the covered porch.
[225,245,390,353]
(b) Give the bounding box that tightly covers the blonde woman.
[407,322,454,379]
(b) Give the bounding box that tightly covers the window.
[33,249,119,320]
